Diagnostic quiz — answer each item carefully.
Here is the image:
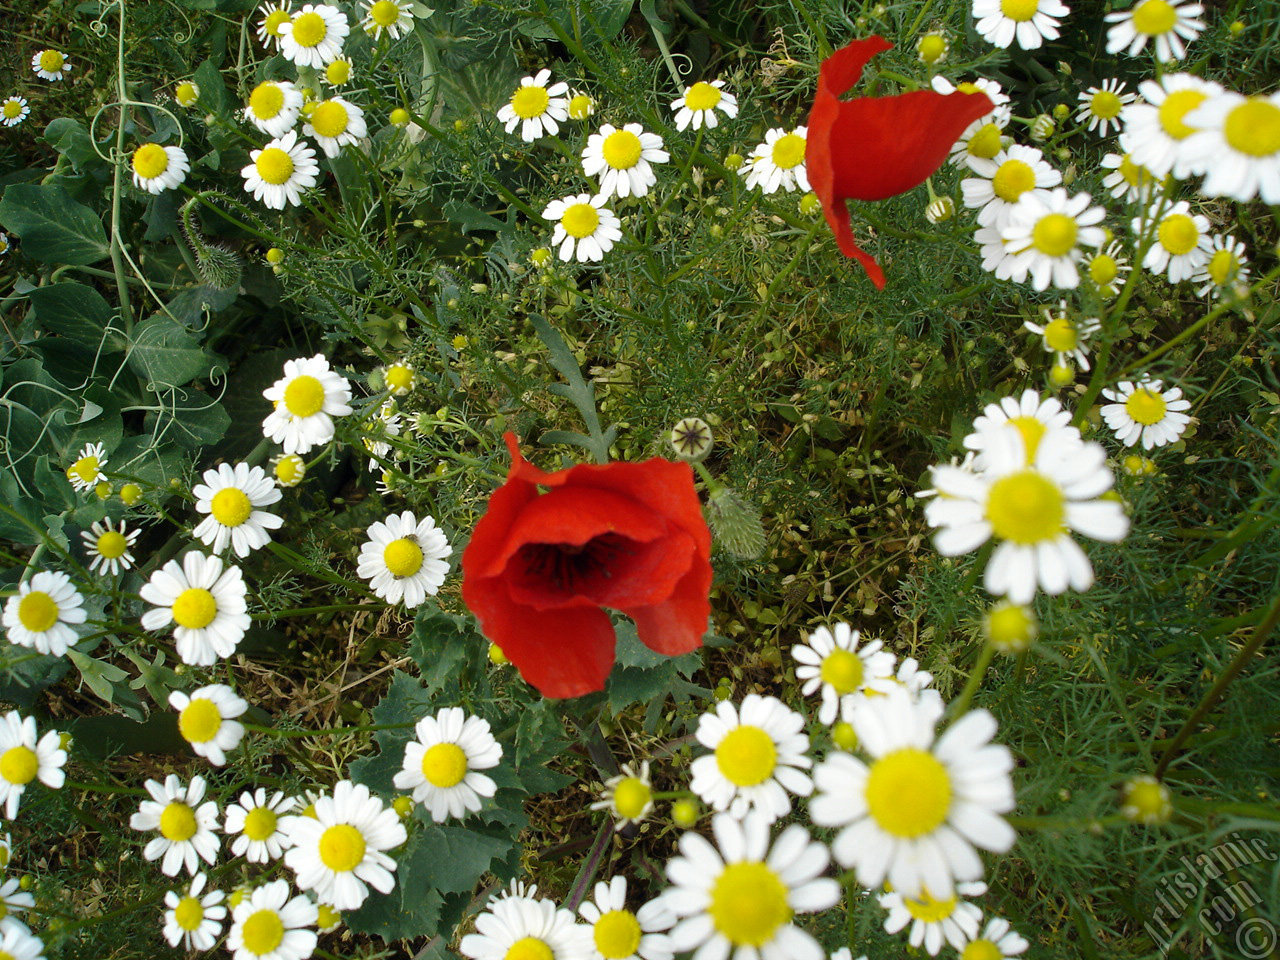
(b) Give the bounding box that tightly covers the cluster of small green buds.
[669,417,714,462]
[916,30,948,65]
[983,601,1037,654]
[925,196,956,224]
[1120,775,1173,825]
[671,798,700,829]
[1030,114,1056,142]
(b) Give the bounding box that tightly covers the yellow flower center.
[985,602,1035,651]
[684,82,722,112]
[709,862,792,947]
[999,0,1038,21]
[962,939,1003,960]
[1125,388,1167,425]
[249,83,286,120]
[264,8,291,36]
[370,0,401,25]
[714,724,777,787]
[291,10,327,47]
[612,777,651,820]
[274,456,305,485]
[311,101,349,139]
[243,805,279,841]
[255,147,295,186]
[568,94,593,120]
[327,59,352,84]
[1158,213,1199,256]
[160,801,198,841]
[96,529,129,559]
[132,143,170,179]
[1043,316,1079,352]
[819,647,865,695]
[1223,98,1280,157]
[283,374,326,416]
[904,888,959,923]
[602,129,643,170]
[174,895,205,931]
[121,483,142,505]
[505,937,554,960]
[865,748,953,838]
[1157,89,1208,140]
[175,82,199,106]
[1116,155,1153,190]
[39,50,65,72]
[832,721,858,751]
[383,537,424,577]
[318,823,367,872]
[17,592,58,633]
[918,34,947,64]
[210,487,253,527]
[1090,253,1118,285]
[421,742,468,787]
[1207,248,1240,286]
[69,456,101,485]
[178,697,222,744]
[0,747,38,786]
[1006,415,1046,461]
[1090,89,1124,120]
[241,909,285,955]
[172,588,218,630]
[561,202,600,239]
[1126,779,1170,818]
[992,158,1035,203]
[385,364,414,392]
[2,101,22,119]
[594,909,643,959]
[1132,0,1177,35]
[986,470,1065,544]
[1031,212,1078,258]
[770,133,806,170]
[966,123,1003,160]
[511,85,551,120]
[317,904,341,928]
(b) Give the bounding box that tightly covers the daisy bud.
[366,368,387,392]
[392,795,414,819]
[925,196,955,224]
[831,721,859,752]
[916,30,948,64]
[94,481,112,500]
[272,454,306,488]
[390,107,410,126]
[1030,114,1055,141]
[174,82,200,107]
[669,417,713,462]
[471,283,488,294]
[671,798,699,828]
[228,886,250,908]
[1049,361,1075,388]
[1230,19,1245,36]
[120,483,142,505]
[983,601,1037,654]
[1052,103,1070,121]
[326,58,352,85]
[530,247,552,268]
[706,487,766,560]
[266,247,284,264]
[452,335,469,350]
[1121,775,1173,825]
[724,152,744,170]
[568,92,594,120]
[487,643,508,664]
[18,875,31,890]
[1122,454,1157,478]
[317,903,342,932]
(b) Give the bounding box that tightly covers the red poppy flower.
[807,35,995,289]
[461,433,712,699]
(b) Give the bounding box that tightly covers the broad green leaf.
[443,200,512,235]
[64,712,186,759]
[192,59,231,116]
[0,183,109,265]
[146,387,231,449]
[28,282,125,352]
[128,314,213,386]
[43,118,107,174]
[67,650,129,704]
[411,826,514,893]
[219,347,293,460]
[345,835,445,939]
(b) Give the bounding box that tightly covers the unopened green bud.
[705,486,766,560]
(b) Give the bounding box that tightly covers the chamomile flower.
[568,90,596,121]
[256,1,294,48]
[1193,234,1250,298]
[917,31,950,65]
[1100,152,1164,203]
[578,876,675,960]
[282,779,407,911]
[66,441,108,491]
[0,875,34,927]
[460,885,590,960]
[670,80,738,132]
[1182,91,1280,203]
[130,143,189,194]
[931,76,1011,108]
[31,50,71,82]
[0,926,45,960]
[0,233,9,256]
[224,789,297,863]
[3,571,86,657]
[302,96,367,158]
[1086,240,1130,297]
[956,917,1030,959]
[923,427,1129,603]
[543,193,623,263]
[356,510,451,607]
[278,3,349,68]
[590,762,654,830]
[174,81,200,107]
[241,131,320,210]
[1024,302,1100,371]
[971,0,1068,50]
[130,774,221,877]
[139,551,251,666]
[791,623,896,725]
[163,873,226,951]
[244,80,303,138]
[1120,775,1173,824]
[325,57,353,86]
[582,123,669,200]
[382,361,416,396]
[741,126,809,194]
[227,879,318,960]
[170,684,248,767]
[811,687,1015,899]
[79,519,137,577]
[879,880,986,956]
[0,712,66,819]
[193,462,284,558]
[393,707,502,822]
[960,144,1061,229]
[1122,74,1223,178]
[962,389,1075,467]
[497,69,570,142]
[361,0,414,39]
[689,694,813,822]
[947,107,1012,177]
[1000,188,1106,291]
[1105,0,1204,62]
[273,453,307,488]
[262,354,354,455]
[1076,79,1135,136]
[663,811,841,960]
[361,401,402,471]
[1,97,29,128]
[1101,378,1192,449]
[1134,200,1211,283]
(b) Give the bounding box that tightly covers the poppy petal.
[481,595,619,698]
[625,559,713,656]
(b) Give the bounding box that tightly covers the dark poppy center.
[513,533,633,599]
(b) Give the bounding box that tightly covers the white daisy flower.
[1134,199,1211,283]
[791,623,897,725]
[244,80,304,138]
[1,98,30,128]
[461,883,591,960]
[663,811,841,960]
[241,130,320,210]
[579,876,675,960]
[1100,151,1164,203]
[1085,239,1131,297]
[225,788,297,863]
[361,401,402,471]
[999,188,1106,291]
[273,453,307,488]
[227,879,318,960]
[80,519,139,576]
[1101,378,1192,449]
[962,389,1074,468]
[1182,91,1280,204]
[163,872,227,951]
[0,711,65,820]
[262,354,353,455]
[169,684,248,767]
[1076,79,1135,136]
[741,126,810,194]
[382,361,416,396]
[356,510,451,607]
[1193,234,1250,298]
[931,76,1011,108]
[1105,0,1204,62]
[0,233,11,256]
[130,143,189,194]
[811,687,1015,899]
[590,761,654,831]
[281,779,407,911]
[139,551,251,667]
[954,916,1030,959]
[256,0,294,48]
[302,96,367,158]
[361,0,414,39]
[193,462,284,558]
[923,426,1129,603]
[542,193,623,263]
[582,122,669,200]
[880,881,986,956]
[278,3,349,68]
[130,774,221,877]
[947,106,1012,177]
[3,571,86,657]
[0,874,34,928]
[688,694,813,822]
[496,69,570,142]
[960,144,1061,229]
[393,707,502,822]
[1023,302,1100,371]
[971,0,1068,50]
[670,80,738,132]
[0,925,45,960]
[1122,74,1223,178]
[31,50,71,82]
[66,441,108,491]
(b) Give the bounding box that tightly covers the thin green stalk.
[108,0,135,334]
[948,642,996,718]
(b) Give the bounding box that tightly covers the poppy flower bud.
[705,486,766,560]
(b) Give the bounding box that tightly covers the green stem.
[948,643,996,718]
[109,0,135,334]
